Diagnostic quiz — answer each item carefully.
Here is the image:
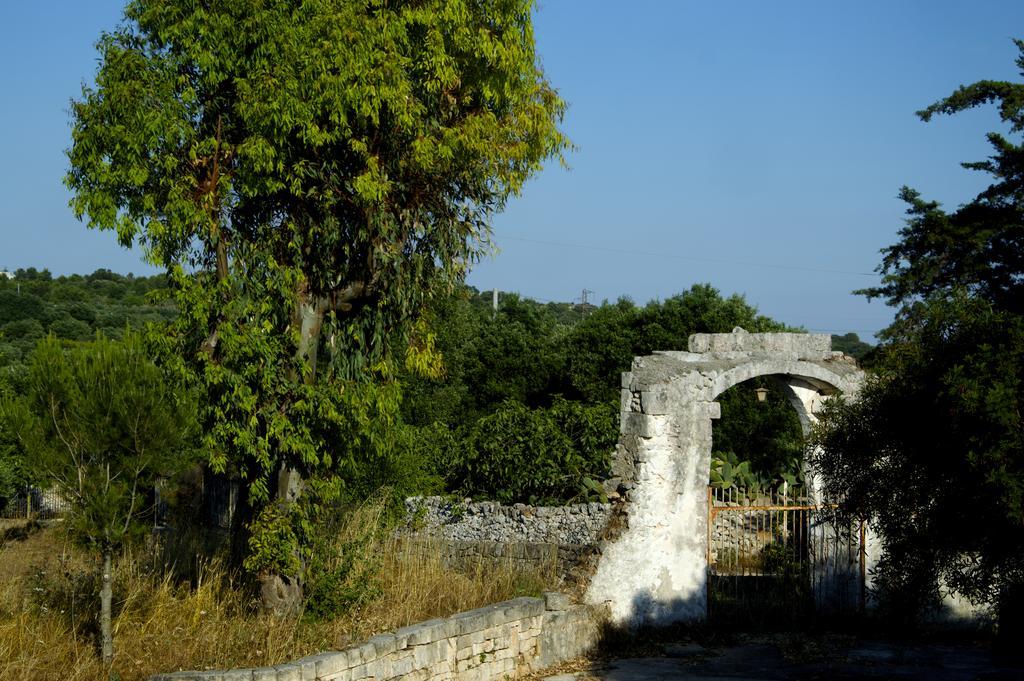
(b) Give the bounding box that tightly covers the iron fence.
[707,485,866,624]
[0,487,72,520]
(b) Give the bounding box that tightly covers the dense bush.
[440,399,617,505]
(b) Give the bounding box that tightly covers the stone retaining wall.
[402,497,614,587]
[151,593,602,681]
[405,497,612,546]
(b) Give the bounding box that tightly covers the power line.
[502,235,879,277]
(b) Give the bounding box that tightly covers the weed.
[0,499,558,680]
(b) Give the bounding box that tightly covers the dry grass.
[0,503,558,681]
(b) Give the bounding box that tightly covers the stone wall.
[405,497,612,546]
[150,593,603,681]
[403,497,614,586]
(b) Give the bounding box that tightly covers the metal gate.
[706,486,866,625]
[0,486,71,520]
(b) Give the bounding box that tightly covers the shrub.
[446,399,616,505]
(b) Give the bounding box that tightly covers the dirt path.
[542,636,1020,681]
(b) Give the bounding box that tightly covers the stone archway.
[585,331,865,626]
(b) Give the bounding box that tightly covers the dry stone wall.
[405,497,611,545]
[150,593,602,681]
[402,497,613,586]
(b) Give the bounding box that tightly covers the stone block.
[320,668,351,681]
[363,658,384,680]
[688,331,831,359]
[620,388,631,413]
[273,664,302,681]
[451,608,489,635]
[620,412,667,438]
[354,641,377,665]
[220,670,254,681]
[289,655,324,681]
[455,639,474,661]
[412,642,438,669]
[502,596,544,620]
[483,605,507,628]
[639,387,673,415]
[402,668,430,681]
[394,618,444,646]
[313,652,352,679]
[543,592,571,611]
[367,633,398,658]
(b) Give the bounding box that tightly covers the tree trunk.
[99,549,113,665]
[294,282,328,385]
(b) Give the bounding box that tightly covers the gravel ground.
[536,634,1021,681]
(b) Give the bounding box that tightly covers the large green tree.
[812,41,1024,632]
[66,0,567,598]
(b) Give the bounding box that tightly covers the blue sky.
[2,2,1023,341]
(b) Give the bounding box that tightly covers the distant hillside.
[0,268,174,378]
[830,332,874,361]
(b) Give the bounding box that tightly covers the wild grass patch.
[0,502,558,681]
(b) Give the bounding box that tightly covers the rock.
[258,573,303,617]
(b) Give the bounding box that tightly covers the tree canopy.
[812,41,1024,624]
[66,0,568,579]
[859,39,1024,320]
[398,283,807,502]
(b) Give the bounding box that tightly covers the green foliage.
[0,334,196,552]
[562,284,794,405]
[830,333,875,363]
[709,452,757,490]
[709,451,804,493]
[0,422,31,504]
[443,399,616,505]
[712,380,806,489]
[66,0,568,575]
[0,271,174,375]
[859,39,1024,318]
[813,298,1024,613]
[403,282,793,419]
[398,283,802,503]
[302,508,382,622]
[0,392,29,503]
[243,503,302,577]
[401,289,570,427]
[813,43,1024,620]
